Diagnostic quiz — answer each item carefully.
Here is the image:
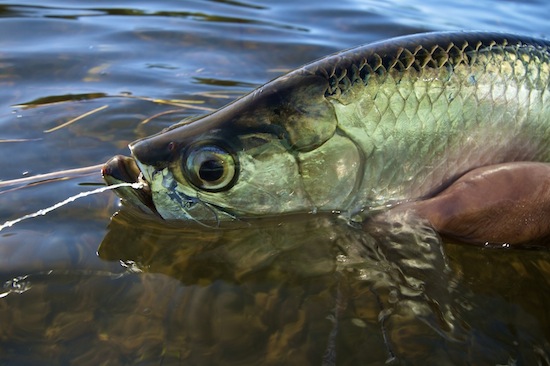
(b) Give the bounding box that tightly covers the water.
[0,182,142,232]
[1,0,550,365]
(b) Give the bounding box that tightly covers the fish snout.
[129,134,180,169]
[102,155,141,184]
[102,155,159,216]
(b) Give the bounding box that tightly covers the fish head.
[103,71,341,222]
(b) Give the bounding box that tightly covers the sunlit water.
[0,182,142,232]
[1,1,550,365]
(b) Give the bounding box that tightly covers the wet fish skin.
[106,32,550,221]
[319,32,550,211]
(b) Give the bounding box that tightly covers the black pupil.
[198,159,224,182]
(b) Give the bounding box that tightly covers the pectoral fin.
[394,162,550,245]
[365,162,550,246]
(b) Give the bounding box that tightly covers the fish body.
[103,32,550,222]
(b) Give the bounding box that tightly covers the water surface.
[1,0,550,365]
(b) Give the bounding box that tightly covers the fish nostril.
[130,135,182,168]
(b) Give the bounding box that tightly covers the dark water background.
[1,0,550,365]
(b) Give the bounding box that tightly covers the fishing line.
[0,164,104,190]
[0,182,144,232]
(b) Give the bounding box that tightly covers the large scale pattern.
[301,33,550,208]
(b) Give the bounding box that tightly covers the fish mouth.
[102,155,159,216]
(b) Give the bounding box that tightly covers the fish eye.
[183,143,238,192]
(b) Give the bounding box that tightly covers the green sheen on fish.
[103,31,550,223]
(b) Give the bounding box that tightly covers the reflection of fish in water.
[2,205,549,365]
[98,210,550,364]
[103,31,550,245]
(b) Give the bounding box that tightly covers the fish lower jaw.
[102,155,158,215]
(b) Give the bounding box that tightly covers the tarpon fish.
[103,31,550,245]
